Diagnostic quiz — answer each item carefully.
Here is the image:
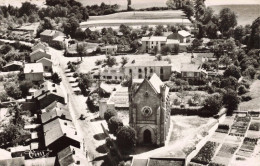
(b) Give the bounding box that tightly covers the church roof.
[149,73,164,94]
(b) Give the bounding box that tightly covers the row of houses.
[141,30,191,53]
[93,58,209,83]
[0,79,89,166]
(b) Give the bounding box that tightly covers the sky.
[205,0,260,6]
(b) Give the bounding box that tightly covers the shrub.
[19,80,33,97]
[241,95,252,102]
[191,141,219,165]
[249,122,260,131]
[104,109,117,122]
[4,82,22,99]
[108,116,123,135]
[51,72,62,84]
[0,91,9,102]
[223,89,240,115]
[202,94,223,116]
[116,126,136,151]
[224,65,241,80]
[238,85,247,95]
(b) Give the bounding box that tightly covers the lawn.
[239,80,260,112]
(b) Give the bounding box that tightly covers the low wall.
[185,113,226,165]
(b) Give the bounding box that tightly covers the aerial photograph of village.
[0,0,259,165]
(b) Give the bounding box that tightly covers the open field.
[239,80,260,112]
[88,10,186,20]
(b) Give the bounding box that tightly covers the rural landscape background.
[0,0,259,25]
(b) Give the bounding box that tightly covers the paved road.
[50,48,107,166]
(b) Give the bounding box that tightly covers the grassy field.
[88,10,186,20]
[239,79,260,112]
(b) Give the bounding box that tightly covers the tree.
[154,25,164,36]
[42,17,55,30]
[183,4,194,18]
[104,109,117,122]
[51,72,62,84]
[19,2,38,17]
[0,91,8,102]
[17,18,24,25]
[28,14,39,23]
[219,56,231,68]
[95,59,103,66]
[19,80,33,97]
[116,126,136,151]
[76,43,86,61]
[4,82,22,99]
[63,17,80,38]
[104,55,117,67]
[0,44,13,54]
[238,85,247,95]
[224,65,241,80]
[220,76,238,90]
[219,8,237,33]
[108,116,123,135]
[223,89,239,114]
[243,66,256,79]
[202,93,222,116]
[249,17,260,49]
[234,26,245,41]
[78,73,92,94]
[121,57,128,67]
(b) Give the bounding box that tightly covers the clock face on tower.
[141,106,153,117]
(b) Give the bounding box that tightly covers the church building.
[129,73,171,146]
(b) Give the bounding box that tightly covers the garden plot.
[236,137,258,158]
[229,115,251,137]
[191,141,220,165]
[209,132,228,144]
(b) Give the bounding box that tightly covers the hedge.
[191,141,219,165]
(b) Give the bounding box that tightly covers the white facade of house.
[30,49,51,63]
[36,57,53,72]
[24,63,44,82]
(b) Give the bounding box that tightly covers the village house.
[180,63,208,81]
[36,57,53,72]
[129,73,171,146]
[41,105,72,124]
[57,146,90,166]
[124,60,172,81]
[33,81,65,109]
[24,63,44,82]
[101,45,118,54]
[31,42,48,52]
[30,49,51,63]
[40,30,66,49]
[141,36,167,53]
[40,30,65,44]
[92,66,124,81]
[2,61,23,72]
[43,118,81,154]
[168,30,191,43]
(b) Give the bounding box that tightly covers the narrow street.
[50,48,108,165]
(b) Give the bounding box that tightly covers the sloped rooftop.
[24,63,44,74]
[43,118,81,147]
[125,60,171,67]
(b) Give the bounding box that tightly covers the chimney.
[52,84,55,87]
[76,161,80,165]
[72,149,75,155]
[64,122,67,125]
[75,131,77,135]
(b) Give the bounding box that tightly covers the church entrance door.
[143,129,152,144]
